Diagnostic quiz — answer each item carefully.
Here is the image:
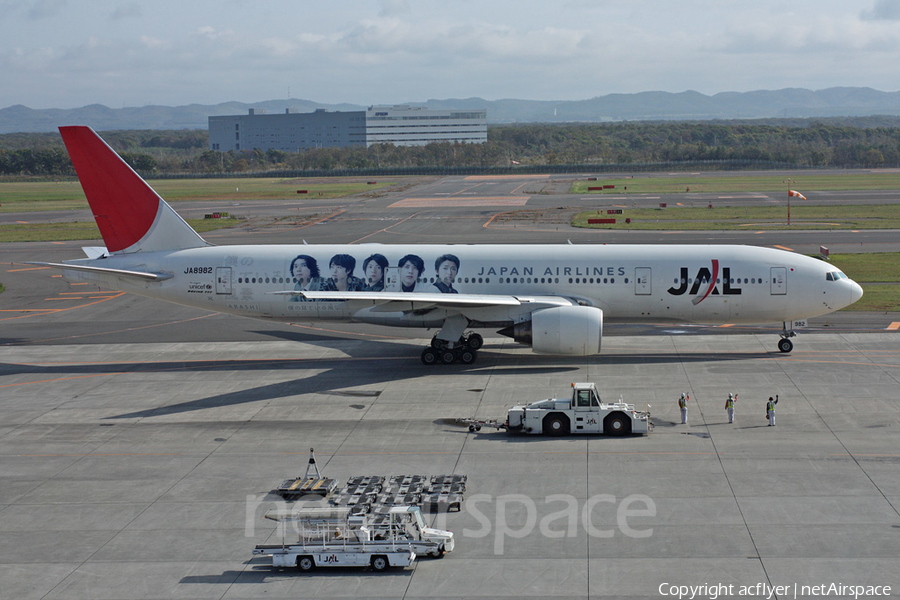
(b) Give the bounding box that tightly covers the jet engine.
[498,306,603,355]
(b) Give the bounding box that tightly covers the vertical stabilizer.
[59,126,209,254]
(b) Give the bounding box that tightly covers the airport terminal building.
[208,105,487,152]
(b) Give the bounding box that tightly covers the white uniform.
[679,394,688,424]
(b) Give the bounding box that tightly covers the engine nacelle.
[498,306,603,355]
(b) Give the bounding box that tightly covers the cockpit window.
[826,271,848,282]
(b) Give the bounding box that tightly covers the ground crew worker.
[678,392,689,424]
[725,392,736,423]
[766,395,779,426]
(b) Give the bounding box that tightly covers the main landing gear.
[778,322,796,353]
[421,332,483,365]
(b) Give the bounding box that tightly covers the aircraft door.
[383,267,401,291]
[634,267,651,295]
[770,267,787,295]
[216,267,232,295]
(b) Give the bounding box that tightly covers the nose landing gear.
[778,322,796,353]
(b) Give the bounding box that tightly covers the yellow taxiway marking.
[0,292,125,322]
[389,197,529,208]
[887,322,900,330]
[773,244,794,251]
[0,372,127,389]
[464,174,550,181]
[6,266,51,272]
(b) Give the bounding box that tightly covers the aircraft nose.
[850,280,864,305]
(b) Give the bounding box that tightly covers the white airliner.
[35,126,863,364]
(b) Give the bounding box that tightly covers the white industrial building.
[365,105,487,147]
[208,105,486,152]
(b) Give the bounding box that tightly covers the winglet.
[59,126,208,254]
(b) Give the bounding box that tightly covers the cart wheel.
[543,413,570,435]
[468,424,476,432]
[371,555,389,572]
[429,545,445,558]
[604,413,630,436]
[297,556,314,571]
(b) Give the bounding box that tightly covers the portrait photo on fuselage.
[286,251,461,297]
[433,253,460,294]
[288,254,322,301]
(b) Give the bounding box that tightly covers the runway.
[2,172,900,599]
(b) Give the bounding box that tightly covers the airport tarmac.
[2,333,899,599]
[2,172,900,599]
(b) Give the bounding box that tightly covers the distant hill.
[4,88,900,133]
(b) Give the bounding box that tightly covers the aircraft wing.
[272,290,576,311]
[27,262,173,282]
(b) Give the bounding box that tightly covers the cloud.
[111,2,142,20]
[861,0,900,21]
[26,0,66,20]
[140,35,169,50]
[378,0,410,18]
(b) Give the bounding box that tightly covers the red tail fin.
[59,126,206,254]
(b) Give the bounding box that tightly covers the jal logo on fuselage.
[667,260,741,305]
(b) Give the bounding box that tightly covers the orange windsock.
[788,190,807,200]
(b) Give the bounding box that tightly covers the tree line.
[4,120,900,177]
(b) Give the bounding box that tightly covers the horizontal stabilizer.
[27,261,172,282]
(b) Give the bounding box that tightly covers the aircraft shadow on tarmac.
[2,338,772,420]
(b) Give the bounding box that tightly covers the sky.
[2,0,900,109]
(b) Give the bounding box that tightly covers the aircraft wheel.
[778,338,793,353]
[440,349,457,364]
[421,347,439,365]
[465,333,484,350]
[459,349,477,364]
[430,337,444,350]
